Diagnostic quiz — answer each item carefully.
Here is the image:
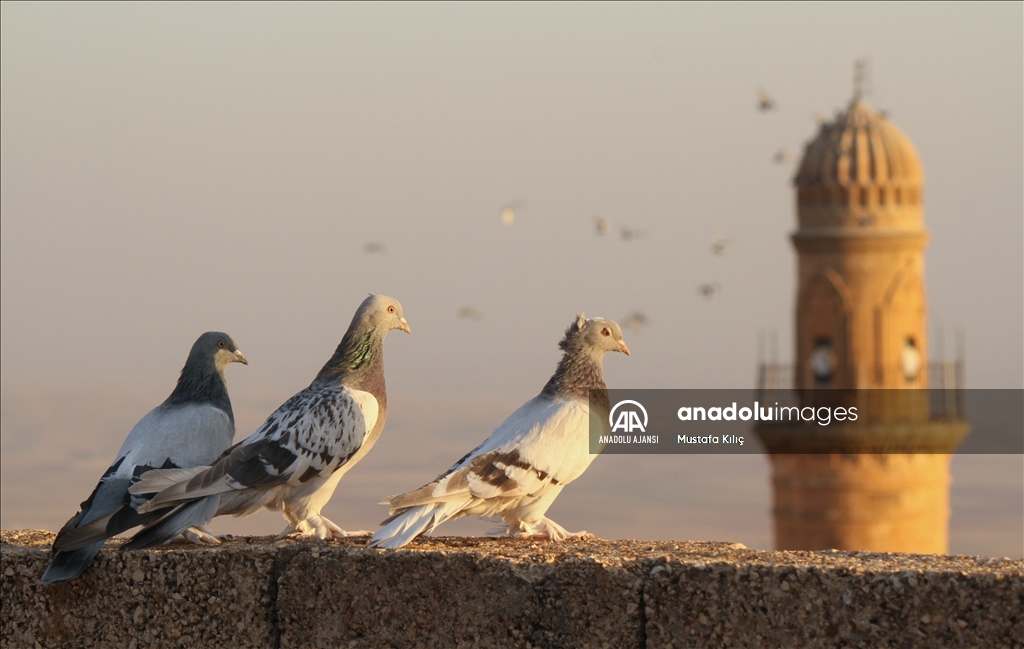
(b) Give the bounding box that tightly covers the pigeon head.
[190,331,248,370]
[166,331,246,410]
[354,294,411,336]
[541,314,628,400]
[560,314,630,357]
[316,295,410,384]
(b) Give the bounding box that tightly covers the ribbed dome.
[795,99,924,223]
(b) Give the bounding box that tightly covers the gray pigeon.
[369,314,628,549]
[698,283,720,299]
[41,332,247,584]
[126,295,410,547]
[758,88,776,112]
[620,225,642,241]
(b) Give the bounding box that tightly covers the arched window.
[900,337,921,382]
[811,339,837,384]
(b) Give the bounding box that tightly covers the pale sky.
[2,2,1021,394]
[2,3,1021,556]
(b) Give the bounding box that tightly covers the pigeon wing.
[388,396,590,509]
[51,403,234,553]
[137,385,379,509]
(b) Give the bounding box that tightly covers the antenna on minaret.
[853,57,872,101]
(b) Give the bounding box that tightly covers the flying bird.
[772,149,792,164]
[501,201,525,227]
[363,242,386,254]
[620,226,642,241]
[369,313,629,549]
[757,88,776,112]
[710,235,730,256]
[593,217,612,236]
[457,306,482,321]
[698,283,720,299]
[126,295,410,547]
[41,332,247,583]
[622,311,648,333]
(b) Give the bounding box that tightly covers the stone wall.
[2,530,1021,648]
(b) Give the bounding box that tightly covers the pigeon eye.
[602,328,610,336]
[387,305,395,314]
[217,340,226,348]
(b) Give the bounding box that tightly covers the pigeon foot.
[323,517,371,538]
[182,526,223,546]
[280,517,371,540]
[506,517,591,542]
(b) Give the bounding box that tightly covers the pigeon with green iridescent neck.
[41,332,247,583]
[369,313,628,549]
[126,295,410,548]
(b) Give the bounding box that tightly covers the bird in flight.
[698,283,720,299]
[501,201,525,227]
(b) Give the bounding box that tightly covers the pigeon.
[369,313,629,549]
[41,332,247,584]
[622,311,648,333]
[620,226,642,241]
[772,149,792,164]
[125,295,410,548]
[698,283,720,299]
[593,216,612,236]
[757,88,776,112]
[710,235,729,256]
[501,201,525,227]
[457,305,482,320]
[363,242,386,254]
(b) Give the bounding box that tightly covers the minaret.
[755,81,969,553]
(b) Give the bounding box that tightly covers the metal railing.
[755,362,966,421]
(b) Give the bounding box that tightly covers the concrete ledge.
[2,530,1021,648]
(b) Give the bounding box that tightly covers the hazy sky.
[2,3,1021,555]
[2,2,1021,394]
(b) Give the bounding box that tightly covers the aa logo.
[609,400,648,433]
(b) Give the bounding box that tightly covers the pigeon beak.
[399,318,411,334]
[234,350,249,365]
[618,340,631,356]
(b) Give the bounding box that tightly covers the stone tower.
[792,97,927,391]
[755,89,969,554]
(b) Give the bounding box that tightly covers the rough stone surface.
[1,530,277,649]
[643,547,1024,649]
[2,530,1021,649]
[276,536,644,649]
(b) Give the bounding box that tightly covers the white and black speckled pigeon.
[41,332,247,584]
[125,295,410,548]
[369,314,628,549]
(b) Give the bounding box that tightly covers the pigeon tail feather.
[129,467,210,495]
[40,542,104,584]
[123,496,219,551]
[369,501,464,549]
